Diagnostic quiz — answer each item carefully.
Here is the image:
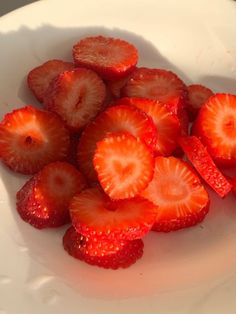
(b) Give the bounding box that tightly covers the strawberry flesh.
[186,84,214,121]
[121,67,187,107]
[16,162,87,229]
[27,59,74,102]
[141,156,210,232]
[44,68,106,132]
[70,187,158,240]
[93,133,155,199]
[73,36,138,81]
[0,106,70,174]
[77,104,158,182]
[192,93,236,166]
[113,97,181,156]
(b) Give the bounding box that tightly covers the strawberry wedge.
[178,136,232,197]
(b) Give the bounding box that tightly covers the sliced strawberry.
[77,105,158,182]
[0,106,70,174]
[178,136,232,198]
[27,59,74,102]
[72,36,138,81]
[113,97,181,156]
[16,162,87,229]
[106,69,136,98]
[70,187,157,240]
[93,133,154,199]
[63,226,144,269]
[192,93,236,167]
[141,156,210,232]
[44,68,106,132]
[186,84,214,121]
[121,67,187,107]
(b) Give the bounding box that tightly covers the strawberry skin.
[16,162,87,229]
[77,104,158,182]
[141,156,210,232]
[192,93,236,166]
[114,97,181,156]
[73,36,138,81]
[93,133,155,199]
[70,187,158,240]
[186,84,214,121]
[0,106,70,174]
[178,136,232,198]
[44,68,106,132]
[27,59,74,102]
[63,226,144,269]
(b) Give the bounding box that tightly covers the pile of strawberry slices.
[0,35,235,270]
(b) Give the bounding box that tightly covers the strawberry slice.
[27,59,74,102]
[70,187,157,240]
[77,105,158,182]
[16,162,87,229]
[0,106,70,174]
[72,36,138,81]
[63,226,144,269]
[93,133,155,199]
[186,84,214,121]
[121,67,187,107]
[192,93,236,167]
[106,69,136,98]
[141,156,210,232]
[113,97,181,156]
[44,68,106,132]
[178,136,232,198]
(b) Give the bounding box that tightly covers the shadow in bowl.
[1,24,236,301]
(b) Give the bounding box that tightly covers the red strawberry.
[106,69,136,98]
[178,136,232,198]
[63,226,144,269]
[77,105,158,182]
[93,133,155,199]
[72,36,138,81]
[121,67,187,107]
[192,94,236,167]
[186,84,214,121]
[16,162,87,229]
[141,156,210,232]
[70,187,157,240]
[0,106,70,174]
[113,97,181,156]
[44,68,106,132]
[27,59,74,102]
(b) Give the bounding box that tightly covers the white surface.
[1,0,236,313]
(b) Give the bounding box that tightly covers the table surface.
[0,0,38,16]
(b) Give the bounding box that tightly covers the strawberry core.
[223,115,236,137]
[113,160,134,180]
